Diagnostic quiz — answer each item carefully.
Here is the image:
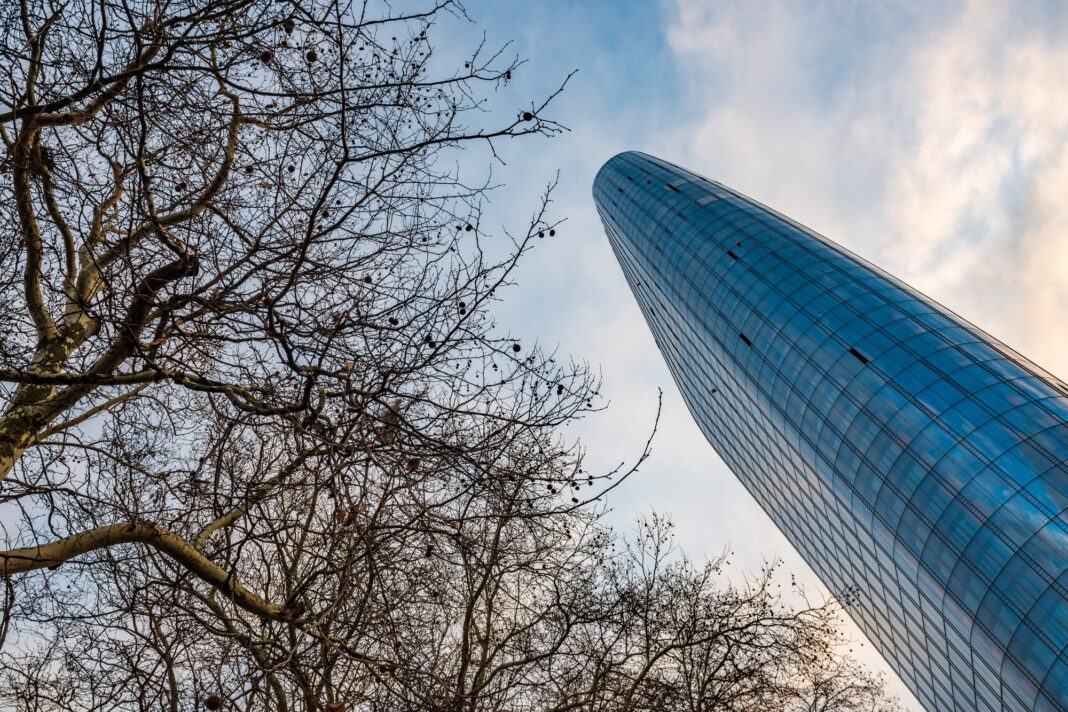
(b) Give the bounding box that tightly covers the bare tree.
[0,1,900,710]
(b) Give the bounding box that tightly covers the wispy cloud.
[665,0,1068,377]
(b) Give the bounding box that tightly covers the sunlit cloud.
[665,0,1068,378]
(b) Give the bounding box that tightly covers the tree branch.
[0,522,303,622]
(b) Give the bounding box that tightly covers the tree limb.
[0,522,303,622]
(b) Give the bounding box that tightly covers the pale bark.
[0,522,300,622]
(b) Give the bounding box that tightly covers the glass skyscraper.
[593,151,1067,712]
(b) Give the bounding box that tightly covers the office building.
[593,151,1068,711]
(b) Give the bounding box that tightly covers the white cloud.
[665,0,1068,377]
[895,3,1068,370]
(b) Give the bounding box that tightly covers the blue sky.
[445,0,1068,707]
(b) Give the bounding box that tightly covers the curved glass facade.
[593,151,1068,712]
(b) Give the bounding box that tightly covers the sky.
[450,0,1068,707]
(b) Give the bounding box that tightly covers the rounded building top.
[592,150,652,201]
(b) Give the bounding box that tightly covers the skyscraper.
[593,151,1067,712]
